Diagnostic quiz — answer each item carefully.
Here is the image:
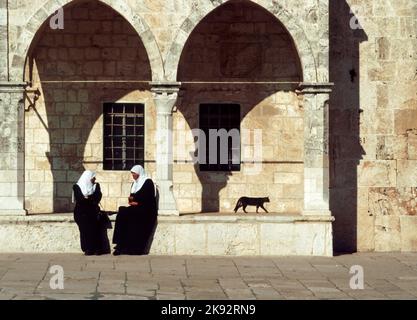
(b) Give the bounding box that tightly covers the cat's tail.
[234,198,242,213]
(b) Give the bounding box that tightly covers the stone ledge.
[0,81,28,92]
[0,213,335,224]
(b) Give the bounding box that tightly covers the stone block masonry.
[0,0,415,254]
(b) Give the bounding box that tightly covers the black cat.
[234,197,270,213]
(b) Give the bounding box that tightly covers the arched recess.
[10,0,164,82]
[172,0,305,213]
[23,0,157,213]
[165,0,317,83]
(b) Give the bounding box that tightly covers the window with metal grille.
[199,103,241,172]
[103,103,144,171]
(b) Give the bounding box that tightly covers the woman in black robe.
[73,171,109,255]
[112,165,157,255]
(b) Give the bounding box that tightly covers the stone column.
[0,82,27,215]
[0,0,8,81]
[300,83,333,216]
[151,82,181,216]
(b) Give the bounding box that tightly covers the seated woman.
[73,171,110,255]
[112,165,157,255]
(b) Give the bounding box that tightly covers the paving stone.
[246,280,273,289]
[125,287,156,297]
[98,295,149,300]
[99,271,126,281]
[0,254,416,299]
[184,285,224,293]
[224,289,256,300]
[1,271,46,282]
[219,279,248,290]
[187,293,228,300]
[12,294,50,300]
[346,290,388,300]
[157,289,185,295]
[126,281,158,291]
[383,292,417,300]
[269,279,306,291]
[300,280,340,294]
[0,293,16,300]
[157,293,186,300]
[158,280,184,291]
[64,271,99,280]
[39,293,93,300]
[97,280,126,294]
[181,279,219,287]
[251,287,282,299]
[37,279,98,294]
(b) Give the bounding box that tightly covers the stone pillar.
[0,82,27,215]
[0,0,8,81]
[300,83,333,216]
[151,82,181,216]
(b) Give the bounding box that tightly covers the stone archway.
[10,0,164,82]
[174,0,304,213]
[22,0,156,213]
[161,0,332,217]
[164,0,318,83]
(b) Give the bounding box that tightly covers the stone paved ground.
[1,253,417,300]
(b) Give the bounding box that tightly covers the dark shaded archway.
[25,0,152,213]
[176,0,303,213]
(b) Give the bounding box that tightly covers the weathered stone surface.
[397,161,417,188]
[375,215,402,252]
[395,110,417,135]
[400,216,417,252]
[358,161,397,187]
[369,188,417,217]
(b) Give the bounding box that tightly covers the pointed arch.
[164,0,318,83]
[10,0,164,82]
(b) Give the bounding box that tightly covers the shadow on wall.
[25,1,152,213]
[176,0,302,213]
[329,0,368,253]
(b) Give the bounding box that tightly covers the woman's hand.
[129,202,139,206]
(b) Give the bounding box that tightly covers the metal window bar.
[104,103,145,171]
[199,104,241,172]
[122,104,126,170]
[111,104,114,170]
[134,104,137,165]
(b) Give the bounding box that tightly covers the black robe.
[73,183,110,254]
[112,179,158,254]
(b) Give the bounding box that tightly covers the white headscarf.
[130,165,150,194]
[73,171,97,203]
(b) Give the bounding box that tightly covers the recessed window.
[103,103,144,171]
[199,103,241,172]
